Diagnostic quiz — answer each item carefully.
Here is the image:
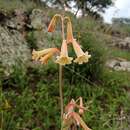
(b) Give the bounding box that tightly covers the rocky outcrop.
[30,9,48,30]
[0,26,31,75]
[29,9,52,49]
[5,9,27,30]
[0,9,52,75]
[112,37,130,50]
[106,58,130,72]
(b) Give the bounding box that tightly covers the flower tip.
[47,16,56,32]
[55,56,73,65]
[47,27,54,32]
[66,20,74,43]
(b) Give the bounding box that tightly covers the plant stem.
[59,15,65,121]
[59,65,63,121]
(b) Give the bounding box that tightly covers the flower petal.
[32,48,59,64]
[72,39,91,64]
[72,112,91,130]
[39,52,53,64]
[56,56,73,65]
[66,20,73,43]
[55,40,73,65]
[48,16,56,32]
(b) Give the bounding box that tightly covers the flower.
[56,40,73,65]
[63,98,91,130]
[48,16,57,32]
[66,19,74,43]
[72,39,91,64]
[32,48,59,64]
[48,14,62,32]
[39,52,53,64]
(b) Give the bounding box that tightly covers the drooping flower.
[39,52,53,64]
[56,40,73,65]
[32,48,59,64]
[48,14,62,32]
[62,98,91,130]
[66,18,74,43]
[72,39,91,64]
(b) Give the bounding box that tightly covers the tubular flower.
[79,97,84,115]
[48,14,61,32]
[63,98,91,130]
[66,19,74,43]
[56,40,73,65]
[32,48,59,64]
[72,39,91,64]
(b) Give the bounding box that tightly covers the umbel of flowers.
[32,14,91,65]
[32,14,91,130]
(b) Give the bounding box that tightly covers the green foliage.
[0,0,36,12]
[109,47,130,61]
[64,32,107,83]
[2,65,130,130]
[27,31,37,50]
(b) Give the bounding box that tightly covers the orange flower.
[56,40,73,65]
[66,19,73,43]
[32,48,59,64]
[48,14,62,32]
[72,39,91,64]
[39,52,53,64]
[48,16,56,32]
[71,112,91,130]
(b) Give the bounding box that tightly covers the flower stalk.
[32,14,91,130]
[59,15,65,121]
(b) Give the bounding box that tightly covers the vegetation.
[0,0,36,12]
[1,64,130,130]
[0,0,130,130]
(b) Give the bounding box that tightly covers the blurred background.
[0,0,130,130]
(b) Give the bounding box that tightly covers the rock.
[0,26,31,76]
[6,9,27,30]
[30,9,47,30]
[106,58,130,72]
[112,37,130,50]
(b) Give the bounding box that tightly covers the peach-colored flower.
[32,48,59,64]
[56,40,73,65]
[72,39,91,64]
[70,112,91,130]
[39,52,53,64]
[48,14,62,32]
[63,98,91,130]
[48,16,57,32]
[66,19,74,43]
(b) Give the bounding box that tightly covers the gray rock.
[6,9,27,31]
[112,37,130,50]
[30,9,47,30]
[0,26,31,75]
[106,58,130,72]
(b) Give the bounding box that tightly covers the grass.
[0,0,36,12]
[1,64,130,130]
[108,47,130,61]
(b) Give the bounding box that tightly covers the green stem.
[59,15,65,122]
[59,65,63,121]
